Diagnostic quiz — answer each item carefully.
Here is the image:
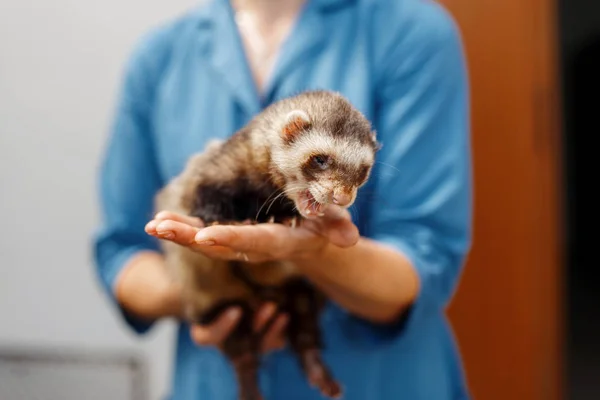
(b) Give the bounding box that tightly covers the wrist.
[115,251,184,321]
[293,237,364,277]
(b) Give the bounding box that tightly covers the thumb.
[319,207,359,247]
[322,205,352,221]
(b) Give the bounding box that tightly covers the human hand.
[144,213,296,352]
[144,207,358,264]
[189,301,289,354]
[145,209,357,352]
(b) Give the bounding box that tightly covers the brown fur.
[154,90,378,400]
[281,113,312,143]
[155,136,299,315]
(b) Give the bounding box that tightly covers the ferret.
[155,90,379,400]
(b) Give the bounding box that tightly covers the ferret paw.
[302,349,343,399]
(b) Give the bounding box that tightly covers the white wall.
[0,1,201,399]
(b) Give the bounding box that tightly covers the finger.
[302,213,359,248]
[144,219,160,235]
[154,211,205,228]
[150,219,202,246]
[321,217,359,248]
[253,302,277,332]
[322,205,352,221]
[186,245,267,263]
[190,307,242,346]
[194,224,290,254]
[261,314,289,353]
[147,218,266,261]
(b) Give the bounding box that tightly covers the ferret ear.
[281,110,311,141]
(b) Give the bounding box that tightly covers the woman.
[93,0,472,399]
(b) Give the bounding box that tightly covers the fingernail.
[145,221,157,232]
[158,230,174,239]
[227,308,241,321]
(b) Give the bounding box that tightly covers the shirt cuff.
[333,234,447,346]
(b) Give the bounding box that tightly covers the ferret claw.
[291,217,298,228]
[268,216,275,224]
[303,349,342,399]
[210,221,220,226]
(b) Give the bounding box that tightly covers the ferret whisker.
[255,184,303,220]
[349,206,359,221]
[309,197,320,212]
[265,191,291,215]
[374,161,401,174]
[256,184,306,220]
[156,90,375,400]
[255,191,280,220]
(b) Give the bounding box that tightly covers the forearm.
[114,251,183,322]
[295,237,420,324]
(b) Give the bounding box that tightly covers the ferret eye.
[312,155,329,170]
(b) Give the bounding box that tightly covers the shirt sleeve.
[341,0,472,342]
[92,36,165,335]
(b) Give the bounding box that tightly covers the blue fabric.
[92,0,473,398]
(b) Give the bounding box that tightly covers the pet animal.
[155,90,379,400]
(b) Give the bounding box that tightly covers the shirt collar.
[193,0,355,116]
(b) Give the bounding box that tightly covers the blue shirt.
[93,0,473,399]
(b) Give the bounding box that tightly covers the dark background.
[558,0,600,398]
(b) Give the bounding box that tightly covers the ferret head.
[270,92,380,219]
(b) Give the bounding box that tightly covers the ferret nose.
[332,191,353,207]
